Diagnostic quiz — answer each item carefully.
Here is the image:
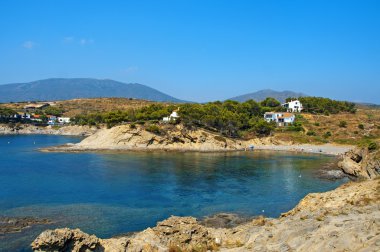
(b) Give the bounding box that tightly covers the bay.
[0,135,346,251]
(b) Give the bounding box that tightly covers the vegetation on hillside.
[0,107,17,117]
[274,107,380,146]
[286,97,356,114]
[72,100,276,137]
[2,96,378,148]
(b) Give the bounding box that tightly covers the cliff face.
[31,179,380,252]
[338,147,380,179]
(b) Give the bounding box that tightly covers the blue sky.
[0,0,379,103]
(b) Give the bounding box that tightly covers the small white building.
[57,117,71,124]
[163,111,179,123]
[264,112,295,126]
[282,100,303,112]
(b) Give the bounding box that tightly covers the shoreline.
[40,143,353,156]
[253,144,352,156]
[1,124,354,156]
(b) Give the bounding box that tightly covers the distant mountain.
[0,78,186,103]
[356,102,380,108]
[228,89,307,103]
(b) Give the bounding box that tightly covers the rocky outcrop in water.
[31,179,380,252]
[0,217,51,235]
[338,147,380,179]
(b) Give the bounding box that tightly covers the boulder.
[31,228,101,252]
[338,147,380,179]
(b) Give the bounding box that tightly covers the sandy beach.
[253,144,353,156]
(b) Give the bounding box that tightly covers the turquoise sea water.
[0,135,346,251]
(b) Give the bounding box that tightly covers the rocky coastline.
[38,123,353,155]
[0,124,98,136]
[31,178,380,251]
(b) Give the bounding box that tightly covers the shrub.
[323,131,332,138]
[368,142,378,151]
[314,122,320,126]
[250,119,275,136]
[338,121,347,128]
[44,106,64,116]
[287,122,304,132]
[214,135,227,143]
[306,131,316,136]
[130,123,136,129]
[377,125,380,130]
[146,124,161,134]
[358,124,364,130]
[295,114,304,120]
[260,97,281,107]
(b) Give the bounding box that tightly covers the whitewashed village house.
[282,100,303,112]
[48,116,71,125]
[57,117,71,124]
[264,112,295,126]
[163,111,179,123]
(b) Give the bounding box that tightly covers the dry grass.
[57,98,158,117]
[274,107,380,146]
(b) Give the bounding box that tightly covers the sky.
[0,0,379,103]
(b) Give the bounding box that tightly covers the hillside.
[0,78,185,103]
[273,107,380,146]
[1,98,161,117]
[229,89,306,103]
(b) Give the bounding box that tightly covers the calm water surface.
[0,135,346,251]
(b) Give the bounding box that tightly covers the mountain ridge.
[228,89,307,103]
[0,78,186,103]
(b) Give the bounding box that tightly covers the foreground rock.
[339,147,380,179]
[0,217,51,235]
[32,179,380,251]
[0,124,98,136]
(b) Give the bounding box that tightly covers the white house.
[264,112,295,126]
[282,100,303,112]
[163,111,179,123]
[57,117,71,124]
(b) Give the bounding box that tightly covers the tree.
[44,106,64,116]
[249,118,275,136]
[260,97,281,107]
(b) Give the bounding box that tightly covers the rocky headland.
[31,178,380,251]
[40,124,253,152]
